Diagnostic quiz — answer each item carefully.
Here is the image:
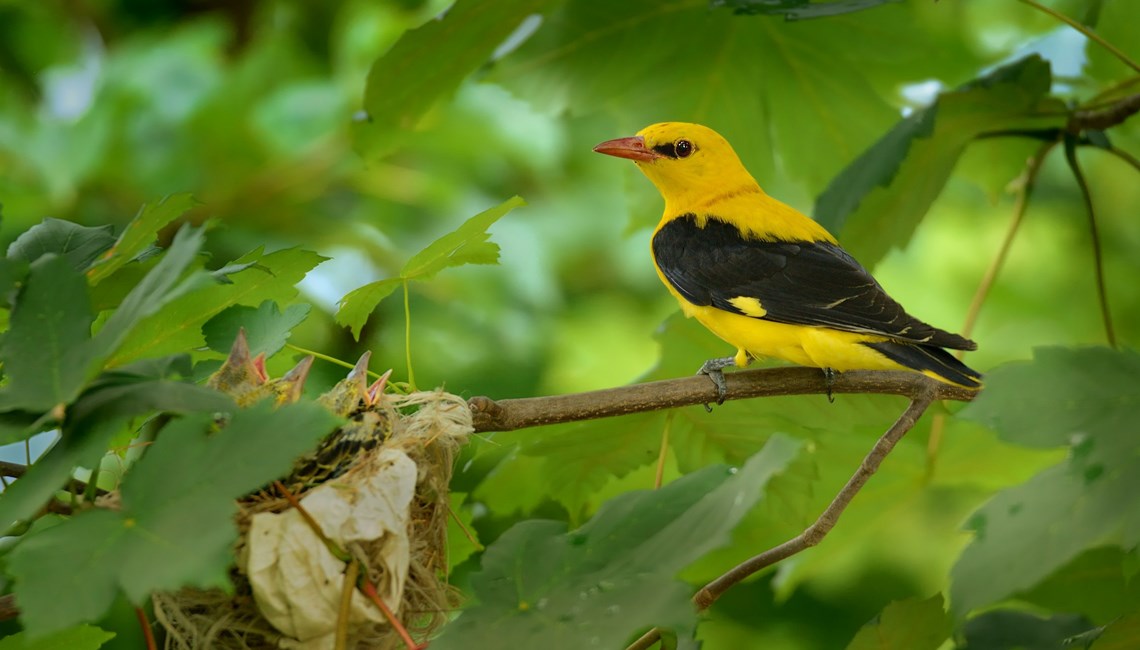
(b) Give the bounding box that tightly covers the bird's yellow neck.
[650,176,837,245]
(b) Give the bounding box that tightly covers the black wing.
[652,214,976,351]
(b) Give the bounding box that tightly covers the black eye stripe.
[651,139,695,159]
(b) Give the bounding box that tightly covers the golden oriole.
[594,122,980,401]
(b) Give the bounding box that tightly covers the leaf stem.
[403,279,416,391]
[83,462,102,504]
[136,605,157,650]
[1017,0,1140,74]
[628,393,936,650]
[1063,136,1117,347]
[284,343,389,381]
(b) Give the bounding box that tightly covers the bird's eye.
[675,139,693,158]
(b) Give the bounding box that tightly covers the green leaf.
[502,412,667,517]
[401,195,523,279]
[1096,611,1140,650]
[0,257,29,308]
[494,0,981,195]
[0,411,47,447]
[6,218,116,272]
[1085,0,1140,86]
[202,300,311,358]
[951,347,1140,617]
[0,418,125,534]
[1018,547,1140,625]
[353,0,548,157]
[815,54,1067,265]
[0,254,94,413]
[8,403,339,635]
[845,594,951,650]
[0,624,115,650]
[335,196,524,339]
[88,224,209,372]
[0,359,234,529]
[433,436,802,649]
[87,193,197,284]
[960,347,1136,449]
[960,610,1095,650]
[334,278,402,341]
[68,360,236,425]
[106,247,326,366]
[712,0,901,20]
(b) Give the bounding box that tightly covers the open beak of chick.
[593,135,660,162]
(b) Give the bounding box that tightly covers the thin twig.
[1018,0,1140,74]
[961,140,1056,337]
[445,500,483,551]
[627,392,936,650]
[336,560,361,650]
[469,368,975,433]
[1063,136,1117,347]
[927,140,1057,474]
[361,580,420,650]
[136,605,157,650]
[1088,75,1140,106]
[1106,145,1140,174]
[654,412,674,489]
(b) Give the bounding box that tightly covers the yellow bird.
[594,122,980,402]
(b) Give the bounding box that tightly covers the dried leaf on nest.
[241,449,417,648]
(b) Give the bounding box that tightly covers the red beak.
[593,136,660,162]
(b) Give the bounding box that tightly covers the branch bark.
[627,390,938,650]
[0,460,107,497]
[469,367,974,432]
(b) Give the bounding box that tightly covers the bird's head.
[593,122,758,206]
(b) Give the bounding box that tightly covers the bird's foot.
[823,367,837,403]
[697,356,737,411]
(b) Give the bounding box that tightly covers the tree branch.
[0,594,17,623]
[1070,92,1140,132]
[627,391,937,650]
[0,460,107,497]
[469,367,974,432]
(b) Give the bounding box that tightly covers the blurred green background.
[1,0,1138,647]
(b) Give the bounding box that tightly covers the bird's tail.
[863,341,982,388]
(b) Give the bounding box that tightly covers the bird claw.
[697,356,736,411]
[823,367,837,403]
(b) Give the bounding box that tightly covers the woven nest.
[152,388,471,650]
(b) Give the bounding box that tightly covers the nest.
[152,389,472,650]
